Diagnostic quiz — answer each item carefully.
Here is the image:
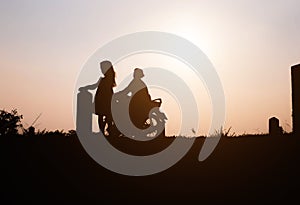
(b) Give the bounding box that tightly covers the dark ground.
[1,133,299,205]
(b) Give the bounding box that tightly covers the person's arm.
[79,78,101,91]
[116,80,134,96]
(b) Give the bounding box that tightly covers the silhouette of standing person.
[117,68,153,129]
[95,61,116,136]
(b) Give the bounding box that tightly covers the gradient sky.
[1,0,300,135]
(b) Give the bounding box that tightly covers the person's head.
[100,60,114,76]
[133,68,144,79]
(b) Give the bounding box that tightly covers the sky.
[1,0,300,136]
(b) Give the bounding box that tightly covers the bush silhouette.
[0,109,23,136]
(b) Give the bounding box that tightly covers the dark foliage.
[0,109,23,136]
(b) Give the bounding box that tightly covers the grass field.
[1,132,299,204]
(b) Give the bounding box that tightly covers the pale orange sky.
[1,0,300,135]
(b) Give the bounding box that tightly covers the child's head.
[100,60,114,76]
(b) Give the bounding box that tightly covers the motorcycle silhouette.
[111,91,167,139]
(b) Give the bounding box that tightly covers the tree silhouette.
[0,109,23,136]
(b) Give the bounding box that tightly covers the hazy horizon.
[1,0,300,135]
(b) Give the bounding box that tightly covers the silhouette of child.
[95,61,116,136]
